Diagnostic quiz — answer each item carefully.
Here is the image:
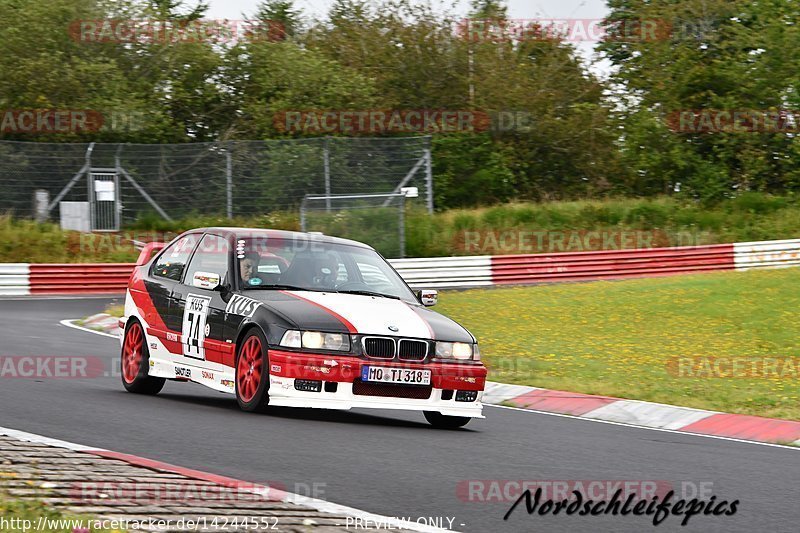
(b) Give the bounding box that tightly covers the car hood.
[247,290,475,342]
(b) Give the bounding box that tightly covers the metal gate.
[89,168,120,232]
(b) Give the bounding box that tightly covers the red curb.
[680,413,800,443]
[85,450,288,501]
[509,389,616,416]
[499,385,800,447]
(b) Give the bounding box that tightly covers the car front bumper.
[267,349,487,418]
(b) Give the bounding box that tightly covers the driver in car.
[313,253,339,289]
[239,252,262,286]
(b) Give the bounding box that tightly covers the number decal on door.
[182,294,211,360]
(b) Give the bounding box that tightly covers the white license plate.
[361,366,431,385]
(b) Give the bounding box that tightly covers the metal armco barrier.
[0,264,31,296]
[389,256,493,288]
[0,238,798,296]
[490,244,735,285]
[734,239,800,270]
[28,264,135,295]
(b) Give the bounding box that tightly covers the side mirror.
[418,289,438,307]
[192,271,221,290]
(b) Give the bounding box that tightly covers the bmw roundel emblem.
[388,325,399,332]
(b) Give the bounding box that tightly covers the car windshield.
[236,234,417,302]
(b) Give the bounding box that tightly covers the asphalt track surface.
[0,297,798,533]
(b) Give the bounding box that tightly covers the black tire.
[235,328,270,412]
[424,411,471,429]
[121,320,166,395]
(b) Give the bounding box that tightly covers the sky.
[204,0,609,21]
[204,0,611,71]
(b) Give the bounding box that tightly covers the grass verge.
[0,491,110,532]
[436,267,800,420]
[104,305,124,318]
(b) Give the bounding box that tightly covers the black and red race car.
[121,228,487,428]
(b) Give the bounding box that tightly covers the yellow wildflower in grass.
[436,268,800,420]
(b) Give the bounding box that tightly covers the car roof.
[186,227,375,251]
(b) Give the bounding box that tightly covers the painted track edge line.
[0,425,456,533]
[59,319,119,339]
[0,427,100,452]
[486,404,800,451]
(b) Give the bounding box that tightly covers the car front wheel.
[235,329,270,412]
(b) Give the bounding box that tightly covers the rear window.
[152,234,199,282]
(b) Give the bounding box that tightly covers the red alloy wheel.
[123,323,144,384]
[237,335,263,402]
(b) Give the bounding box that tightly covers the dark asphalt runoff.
[0,297,797,533]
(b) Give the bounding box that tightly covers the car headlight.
[279,330,350,351]
[435,341,479,361]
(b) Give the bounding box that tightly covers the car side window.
[152,235,199,282]
[184,234,230,286]
[356,261,392,288]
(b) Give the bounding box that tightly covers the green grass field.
[436,268,800,420]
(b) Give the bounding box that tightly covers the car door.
[171,233,234,375]
[147,233,201,337]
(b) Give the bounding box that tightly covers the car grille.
[363,337,395,358]
[362,337,430,361]
[398,339,428,361]
[352,379,432,399]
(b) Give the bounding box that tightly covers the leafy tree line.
[1,0,799,208]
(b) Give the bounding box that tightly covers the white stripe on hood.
[285,291,431,338]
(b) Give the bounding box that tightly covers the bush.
[2,193,800,262]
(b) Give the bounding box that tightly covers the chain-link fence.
[301,192,409,258]
[0,137,433,225]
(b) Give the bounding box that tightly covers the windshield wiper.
[336,289,401,300]
[246,284,327,292]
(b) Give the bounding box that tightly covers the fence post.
[323,136,331,212]
[300,196,307,232]
[226,147,233,219]
[86,142,95,231]
[114,144,123,230]
[424,145,433,214]
[399,195,406,258]
[33,190,49,223]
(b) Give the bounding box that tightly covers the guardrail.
[389,256,493,288]
[28,264,134,295]
[0,238,798,295]
[491,244,735,285]
[0,264,30,296]
[733,239,800,270]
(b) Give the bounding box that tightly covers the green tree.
[253,0,301,40]
[601,0,800,201]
